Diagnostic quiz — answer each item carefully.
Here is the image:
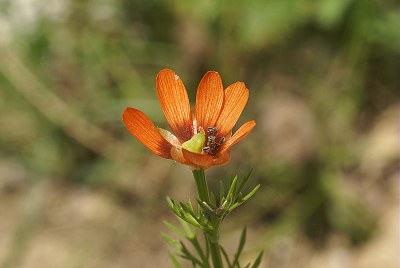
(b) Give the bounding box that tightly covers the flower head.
[122,69,255,170]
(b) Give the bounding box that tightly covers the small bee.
[202,126,226,156]
[207,135,215,142]
[202,146,211,153]
[207,127,218,136]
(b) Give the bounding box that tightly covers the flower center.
[202,127,226,156]
[182,128,205,153]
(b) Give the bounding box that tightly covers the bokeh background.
[0,0,398,267]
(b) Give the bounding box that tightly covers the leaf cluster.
[163,221,263,268]
[164,170,262,267]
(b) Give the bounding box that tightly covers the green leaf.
[250,251,264,268]
[242,184,260,202]
[169,201,200,228]
[166,197,175,209]
[187,200,196,215]
[164,220,186,238]
[180,242,203,266]
[181,213,201,228]
[189,235,208,266]
[233,227,247,266]
[226,175,238,201]
[237,169,253,195]
[177,217,195,238]
[229,184,260,212]
[161,232,182,251]
[179,253,202,267]
[168,252,184,268]
[180,201,196,218]
[210,192,217,208]
[220,246,232,268]
[219,180,225,205]
[167,197,182,217]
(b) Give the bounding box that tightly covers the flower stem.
[192,168,223,268]
[192,168,210,203]
[208,239,223,268]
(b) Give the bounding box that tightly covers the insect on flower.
[122,69,256,170]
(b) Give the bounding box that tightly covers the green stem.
[192,168,210,203]
[192,237,209,268]
[192,168,223,268]
[208,239,223,268]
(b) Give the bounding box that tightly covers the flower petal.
[210,150,231,167]
[158,128,180,147]
[219,120,256,155]
[171,146,190,165]
[182,149,213,169]
[191,107,198,134]
[182,149,231,169]
[195,71,224,129]
[156,69,193,142]
[215,82,249,138]
[123,107,172,159]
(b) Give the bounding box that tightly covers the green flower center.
[182,128,205,153]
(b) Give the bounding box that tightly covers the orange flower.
[122,69,256,169]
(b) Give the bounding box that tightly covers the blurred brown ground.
[0,0,399,267]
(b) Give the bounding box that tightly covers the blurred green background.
[0,0,398,267]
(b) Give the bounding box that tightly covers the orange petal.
[191,107,198,134]
[195,71,224,130]
[123,107,172,159]
[182,149,213,169]
[219,120,256,155]
[182,149,231,170]
[156,69,193,142]
[215,82,249,138]
[171,146,191,165]
[158,128,180,147]
[210,150,231,168]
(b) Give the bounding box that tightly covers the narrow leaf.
[179,254,202,266]
[210,192,217,207]
[229,185,260,212]
[161,232,182,251]
[219,180,225,205]
[180,202,197,219]
[169,252,184,268]
[182,214,201,228]
[242,184,260,202]
[233,227,247,265]
[164,220,186,237]
[250,251,264,268]
[166,197,176,208]
[237,169,253,194]
[189,200,196,215]
[178,217,195,238]
[189,235,208,265]
[220,246,232,268]
[227,175,238,201]
[180,242,203,266]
